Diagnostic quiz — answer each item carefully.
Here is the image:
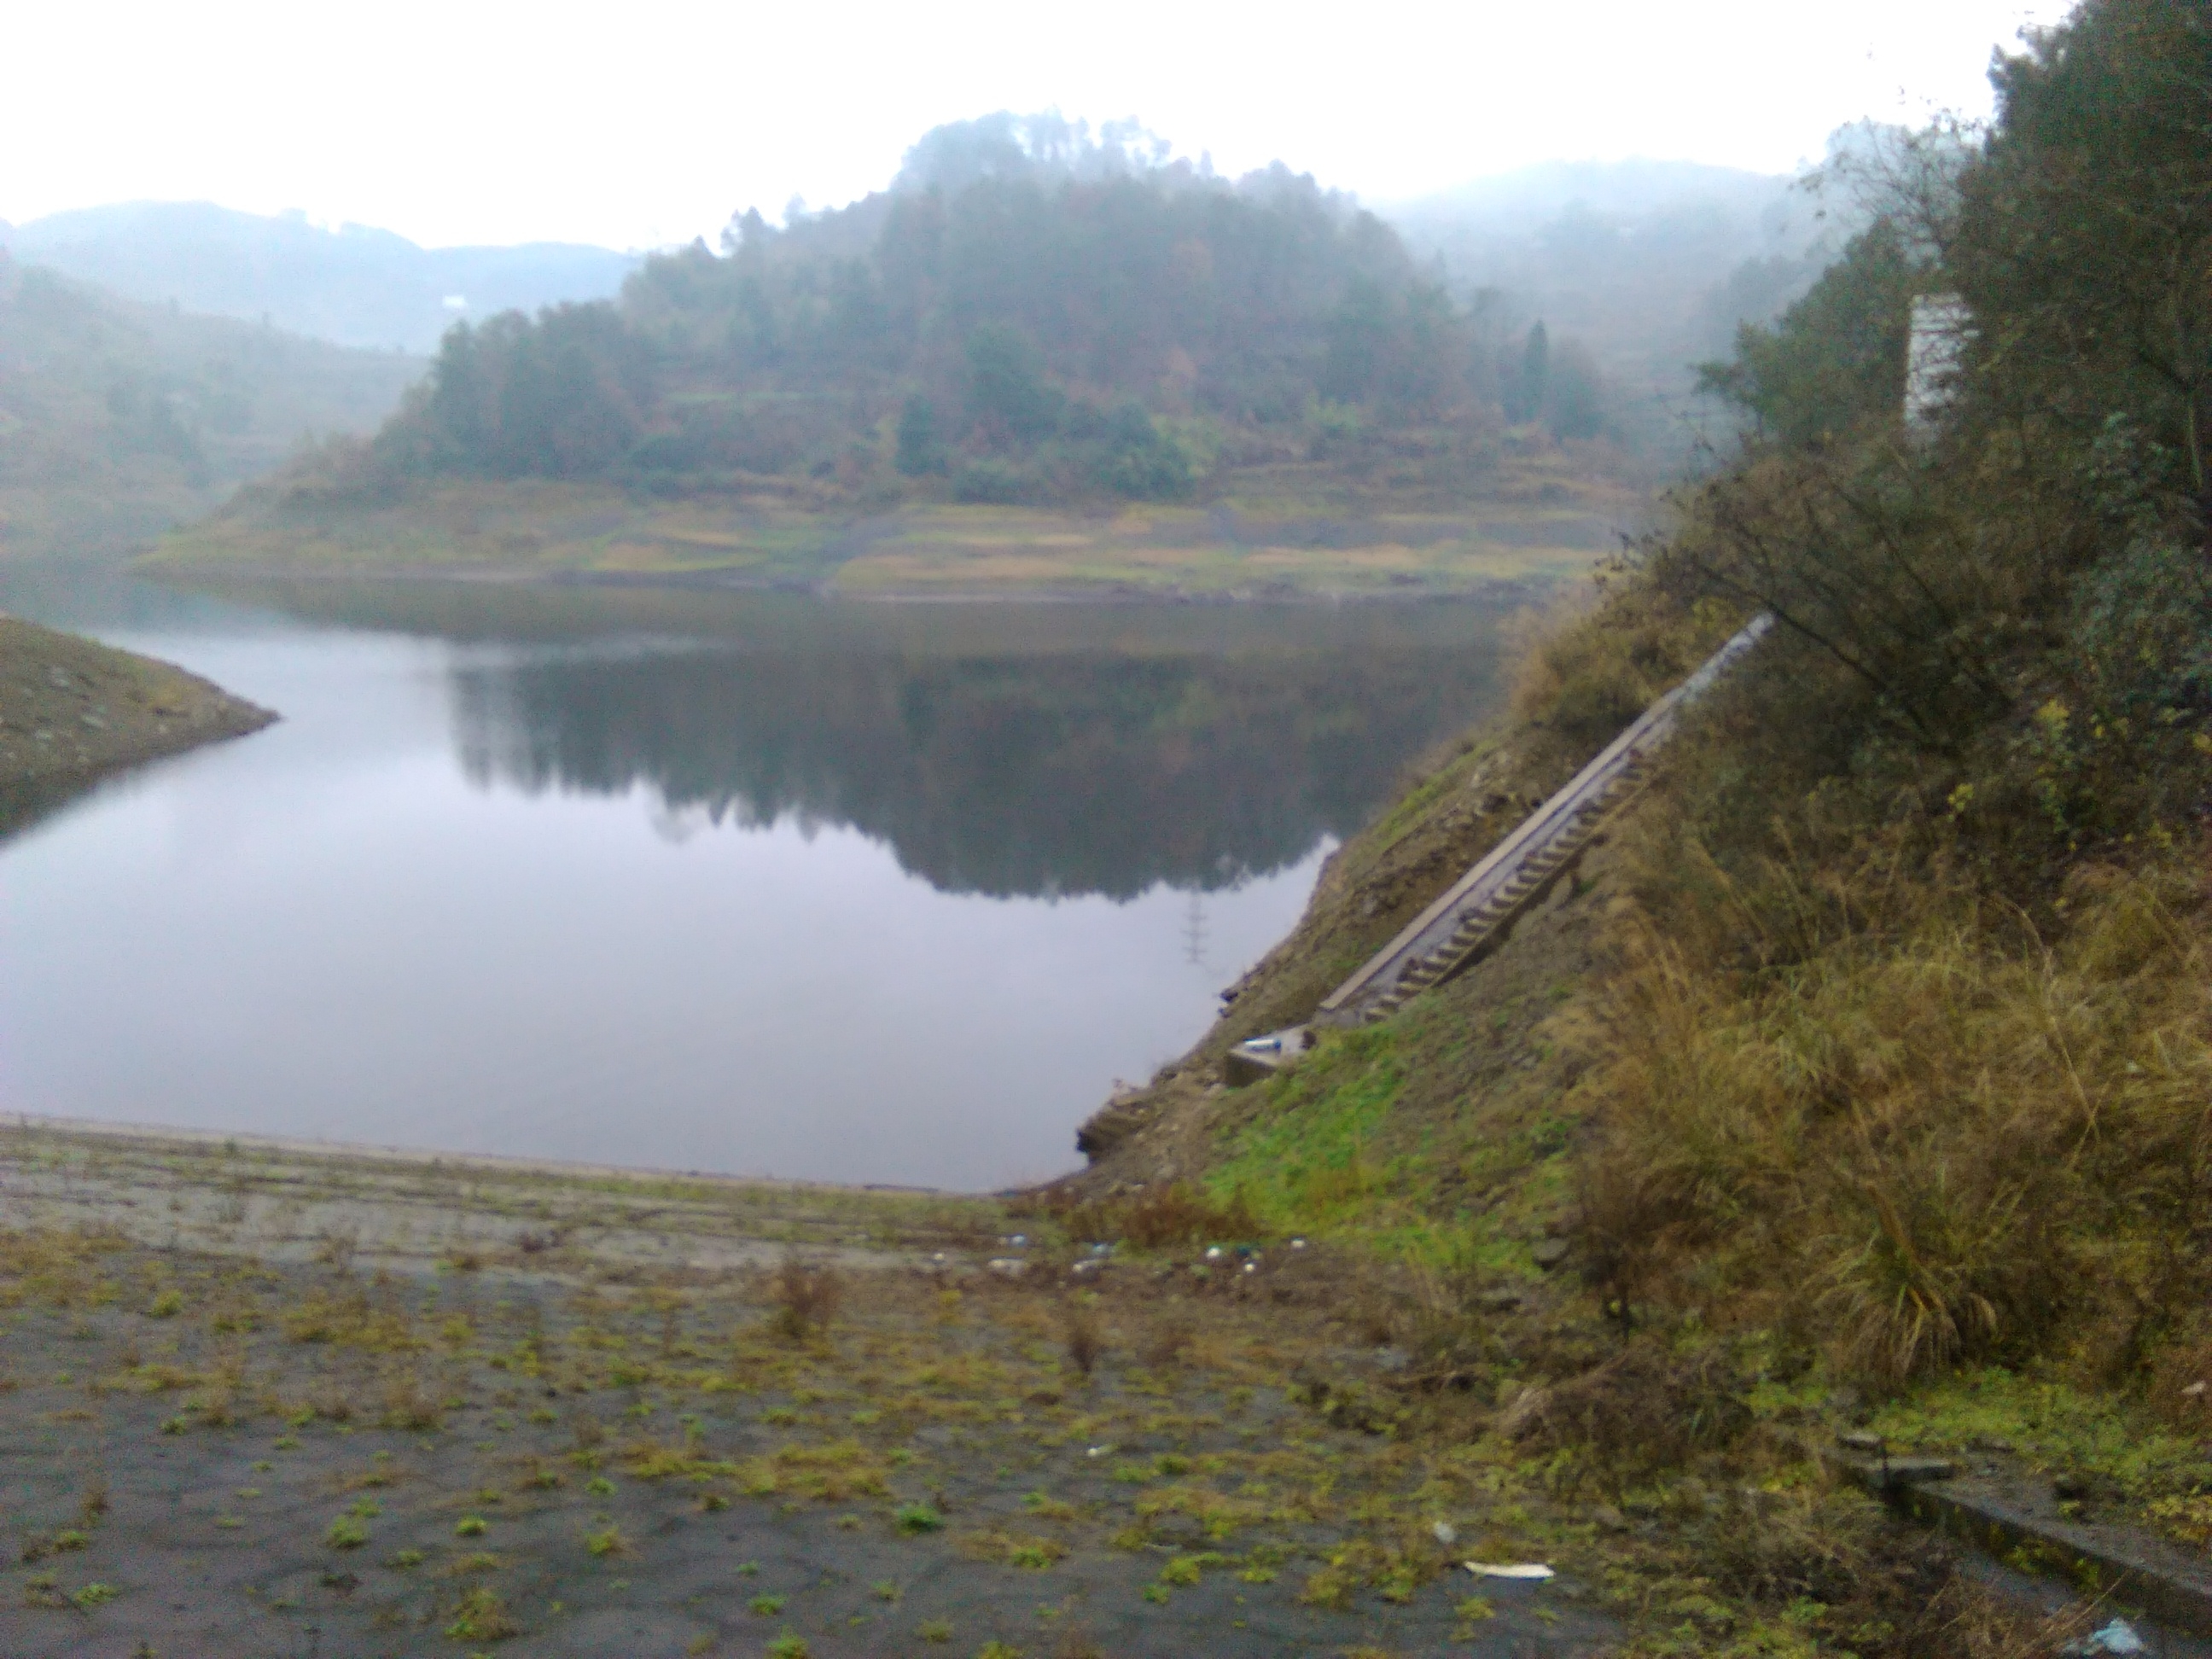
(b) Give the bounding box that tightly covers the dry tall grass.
[1505,579,1735,767]
[766,1255,844,1342]
[1577,827,2212,1388]
[1048,1182,1257,1250]
[1061,1301,1104,1377]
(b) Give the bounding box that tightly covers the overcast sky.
[9,0,2052,251]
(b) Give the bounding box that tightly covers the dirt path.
[0,614,274,839]
[0,1123,1612,1658]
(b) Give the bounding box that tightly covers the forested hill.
[0,256,420,564]
[314,116,1613,511]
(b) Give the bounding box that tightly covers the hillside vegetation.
[1060,3,2212,1649]
[161,119,1668,596]
[211,117,1644,535]
[0,254,419,564]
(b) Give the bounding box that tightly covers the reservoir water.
[0,577,1516,1189]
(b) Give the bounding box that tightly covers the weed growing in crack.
[767,1257,843,1342]
[1062,1301,1103,1377]
[444,1584,517,1640]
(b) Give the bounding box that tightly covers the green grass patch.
[894,1502,943,1534]
[1208,1027,1409,1237]
[1866,1368,2212,1516]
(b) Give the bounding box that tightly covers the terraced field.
[150,474,1642,602]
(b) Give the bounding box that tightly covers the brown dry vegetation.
[765,1254,845,1342]
[151,475,1634,602]
[1580,837,2212,1387]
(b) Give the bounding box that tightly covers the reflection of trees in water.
[451,639,1505,899]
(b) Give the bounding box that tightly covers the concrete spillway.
[1286,613,1774,1041]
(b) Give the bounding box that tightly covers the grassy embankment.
[1049,5,2212,1647]
[146,445,1639,601]
[0,614,274,837]
[1060,582,2212,1655]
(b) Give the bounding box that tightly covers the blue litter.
[2067,1620,2146,1656]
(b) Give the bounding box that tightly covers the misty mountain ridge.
[236,114,1857,523]
[1387,155,1798,231]
[2,129,1856,562]
[0,254,420,563]
[0,201,637,355]
[0,138,1830,389]
[1386,153,1849,447]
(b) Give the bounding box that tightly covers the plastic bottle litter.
[1464,1562,1555,1580]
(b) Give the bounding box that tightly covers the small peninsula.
[0,614,275,837]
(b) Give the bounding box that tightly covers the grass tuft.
[444,1584,518,1641]
[895,1503,944,1535]
[1050,1183,1256,1251]
[1061,1301,1103,1377]
[766,1256,844,1342]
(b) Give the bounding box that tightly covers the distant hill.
[251,113,1657,528]
[0,254,422,562]
[0,202,637,354]
[1388,157,1801,237]
[1380,157,1842,452]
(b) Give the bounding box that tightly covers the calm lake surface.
[0,576,1517,1189]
